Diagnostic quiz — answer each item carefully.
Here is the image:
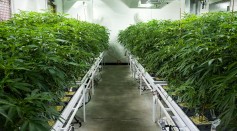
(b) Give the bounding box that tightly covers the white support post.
[133,67,136,79]
[101,58,104,70]
[131,64,134,78]
[100,54,104,70]
[92,74,95,95]
[158,98,161,119]
[127,53,130,67]
[152,96,157,122]
[139,74,142,95]
[132,62,136,79]
[83,87,86,122]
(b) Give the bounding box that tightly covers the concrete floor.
[75,65,160,131]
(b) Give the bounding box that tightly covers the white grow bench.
[51,52,104,131]
[127,51,199,131]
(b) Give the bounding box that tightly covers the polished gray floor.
[75,65,160,131]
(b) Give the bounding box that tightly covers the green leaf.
[68,62,80,66]
[20,119,50,131]
[208,59,215,66]
[0,108,12,122]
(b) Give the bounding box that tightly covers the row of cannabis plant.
[0,11,109,131]
[118,12,237,130]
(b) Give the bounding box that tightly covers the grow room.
[0,0,236,131]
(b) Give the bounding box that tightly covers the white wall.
[11,0,47,14]
[56,0,184,63]
[93,0,183,63]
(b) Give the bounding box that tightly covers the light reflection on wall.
[209,1,230,12]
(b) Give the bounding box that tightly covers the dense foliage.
[0,11,109,131]
[118,12,237,130]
